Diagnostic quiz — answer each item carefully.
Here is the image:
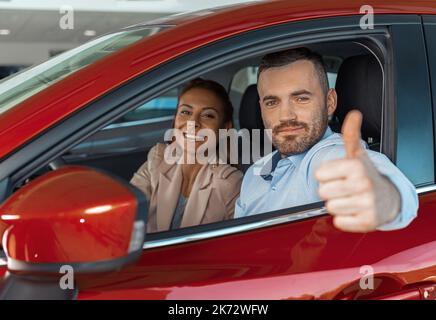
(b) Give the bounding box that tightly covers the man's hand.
[315,110,401,232]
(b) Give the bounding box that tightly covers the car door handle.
[375,284,436,300]
[337,279,436,300]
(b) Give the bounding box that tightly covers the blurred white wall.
[0,0,257,12]
[0,0,258,66]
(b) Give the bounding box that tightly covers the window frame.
[0,15,431,252]
[423,15,436,187]
[390,21,434,187]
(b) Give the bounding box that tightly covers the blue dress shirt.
[235,127,418,231]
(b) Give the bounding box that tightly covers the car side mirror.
[0,166,147,299]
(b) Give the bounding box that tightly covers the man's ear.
[326,88,337,116]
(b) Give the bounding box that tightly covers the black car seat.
[238,84,267,172]
[334,54,383,151]
[239,84,264,132]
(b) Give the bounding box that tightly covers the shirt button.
[272,186,277,191]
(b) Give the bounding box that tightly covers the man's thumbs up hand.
[315,110,401,232]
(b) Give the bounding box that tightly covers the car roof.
[1,0,436,160]
[125,2,260,29]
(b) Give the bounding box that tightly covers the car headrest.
[335,54,383,142]
[239,84,264,131]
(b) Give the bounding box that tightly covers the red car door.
[75,197,436,300]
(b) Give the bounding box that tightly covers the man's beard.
[271,108,328,156]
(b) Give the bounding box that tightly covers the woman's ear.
[224,120,233,130]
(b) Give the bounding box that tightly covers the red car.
[0,0,435,300]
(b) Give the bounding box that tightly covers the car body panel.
[74,193,436,300]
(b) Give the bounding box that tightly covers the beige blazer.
[130,143,243,233]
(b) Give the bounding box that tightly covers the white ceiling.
[0,10,165,43]
[0,10,165,65]
[0,0,257,13]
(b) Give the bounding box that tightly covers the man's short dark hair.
[258,47,329,96]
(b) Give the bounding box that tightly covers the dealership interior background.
[0,0,255,79]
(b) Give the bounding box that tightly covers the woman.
[130,78,243,233]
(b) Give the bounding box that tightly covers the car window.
[54,44,385,235]
[119,87,178,123]
[0,26,170,115]
[230,66,258,95]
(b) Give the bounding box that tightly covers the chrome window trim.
[143,206,329,250]
[415,184,436,194]
[142,185,435,250]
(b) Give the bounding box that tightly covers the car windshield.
[0,26,169,115]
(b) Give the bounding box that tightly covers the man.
[235,48,418,232]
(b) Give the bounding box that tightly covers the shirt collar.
[259,126,334,180]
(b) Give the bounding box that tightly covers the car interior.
[15,39,385,233]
